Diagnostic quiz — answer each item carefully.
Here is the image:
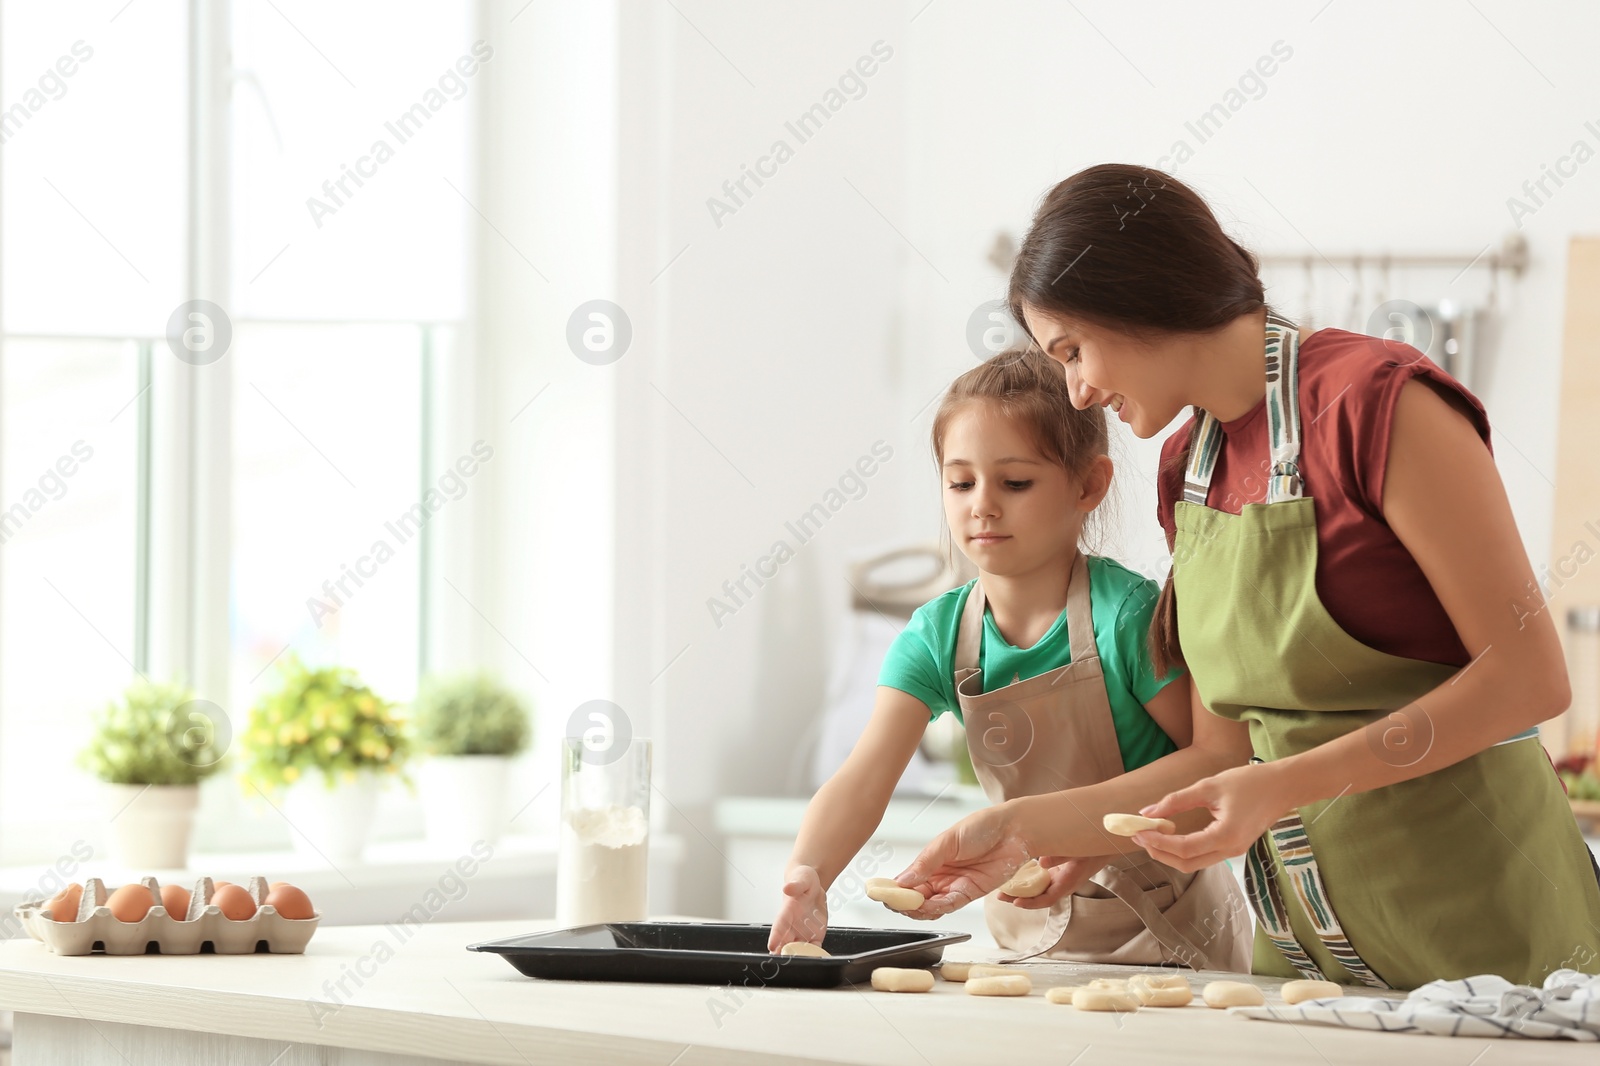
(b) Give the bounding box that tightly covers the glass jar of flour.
[556,736,652,926]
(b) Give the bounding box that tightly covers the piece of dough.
[1102,813,1177,836]
[1085,978,1129,990]
[1072,987,1141,1012]
[1281,979,1342,1004]
[969,964,1029,980]
[1134,985,1193,1008]
[1203,980,1266,1008]
[778,941,830,957]
[939,961,973,982]
[997,858,1050,898]
[870,967,934,992]
[1129,973,1193,1007]
[1045,986,1083,1004]
[864,877,925,912]
[966,974,1031,997]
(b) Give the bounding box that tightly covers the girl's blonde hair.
[930,346,1112,549]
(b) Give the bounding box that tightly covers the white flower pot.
[282,771,380,863]
[106,783,200,870]
[420,755,511,853]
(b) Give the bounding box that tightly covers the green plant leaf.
[240,655,411,795]
[77,679,226,786]
[411,673,531,757]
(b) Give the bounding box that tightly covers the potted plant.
[242,656,410,862]
[413,673,531,851]
[1557,753,1600,835]
[78,679,226,869]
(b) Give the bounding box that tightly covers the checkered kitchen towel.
[1234,970,1600,1040]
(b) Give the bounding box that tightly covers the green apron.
[1171,313,1600,991]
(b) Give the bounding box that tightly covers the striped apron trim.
[1245,830,1323,980]
[1267,813,1390,988]
[1184,314,1303,506]
[1181,416,1225,504]
[1244,803,1392,987]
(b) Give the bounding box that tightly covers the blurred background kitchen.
[2,0,1598,952]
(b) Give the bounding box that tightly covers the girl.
[769,348,1251,970]
[893,163,1600,989]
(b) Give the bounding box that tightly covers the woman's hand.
[768,865,828,952]
[998,854,1118,910]
[1134,762,1292,870]
[894,803,1032,918]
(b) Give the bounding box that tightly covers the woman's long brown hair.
[931,345,1110,499]
[1006,163,1279,676]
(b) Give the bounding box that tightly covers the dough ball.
[864,877,925,912]
[997,859,1050,898]
[1203,980,1266,1008]
[1102,813,1176,837]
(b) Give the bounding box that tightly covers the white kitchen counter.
[2,917,1590,1065]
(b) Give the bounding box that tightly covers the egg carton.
[13,876,319,956]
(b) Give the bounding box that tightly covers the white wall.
[471,0,622,838]
[610,1,919,918]
[489,0,1600,918]
[900,0,1600,585]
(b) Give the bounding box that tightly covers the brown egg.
[107,883,156,923]
[160,883,192,920]
[46,883,82,923]
[263,883,315,920]
[211,883,257,921]
[212,880,233,890]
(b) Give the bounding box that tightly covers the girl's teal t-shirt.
[878,555,1182,773]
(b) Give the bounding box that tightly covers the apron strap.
[1248,813,1388,985]
[997,857,1209,969]
[953,552,1098,674]
[1181,413,1226,505]
[1062,551,1098,665]
[1245,827,1328,982]
[953,581,985,674]
[1183,312,1304,506]
[1087,863,1212,972]
[1244,798,1394,989]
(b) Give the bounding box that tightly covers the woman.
[892,163,1600,989]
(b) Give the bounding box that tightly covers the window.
[227,323,427,713]
[1,1,185,860]
[0,0,478,861]
[0,342,142,850]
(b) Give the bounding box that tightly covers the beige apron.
[956,552,1253,970]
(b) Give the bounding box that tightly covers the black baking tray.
[467,921,970,988]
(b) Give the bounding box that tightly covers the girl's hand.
[894,804,1032,918]
[768,865,828,952]
[1134,762,1291,870]
[998,854,1118,910]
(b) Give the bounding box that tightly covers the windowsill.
[0,833,685,927]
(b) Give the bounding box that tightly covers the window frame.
[0,0,485,862]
